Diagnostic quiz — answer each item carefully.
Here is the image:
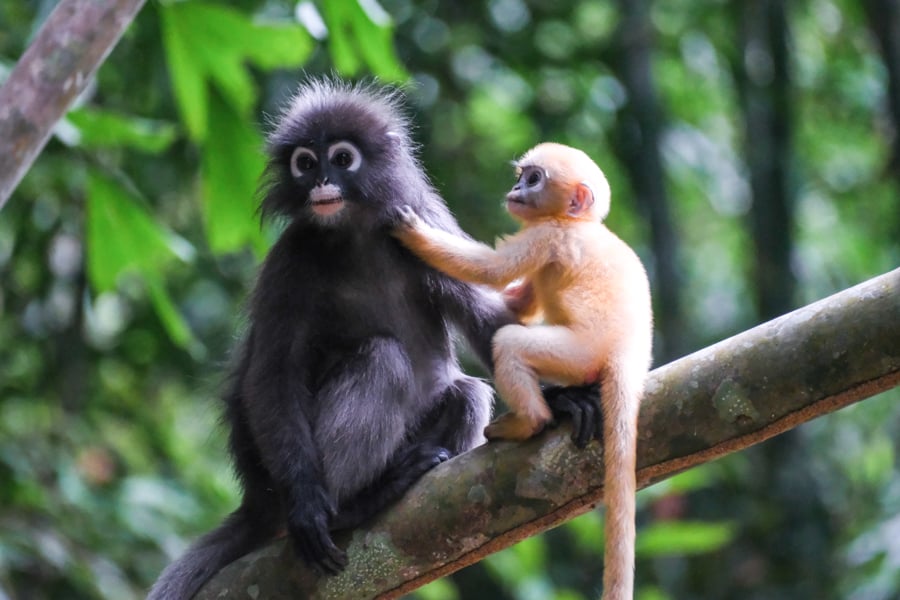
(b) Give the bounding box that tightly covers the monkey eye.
[328,141,362,172]
[290,147,318,178]
[523,167,544,187]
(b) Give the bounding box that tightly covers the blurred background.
[0,0,898,598]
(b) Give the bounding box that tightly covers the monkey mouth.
[310,184,345,216]
[505,195,531,212]
[506,191,529,206]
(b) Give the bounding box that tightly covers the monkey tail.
[147,504,276,600]
[600,366,642,600]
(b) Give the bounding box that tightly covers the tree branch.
[0,0,146,208]
[195,269,900,600]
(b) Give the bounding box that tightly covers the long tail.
[147,505,276,600]
[600,368,642,600]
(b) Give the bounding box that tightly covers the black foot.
[286,485,347,576]
[390,443,452,487]
[332,444,450,531]
[543,383,602,448]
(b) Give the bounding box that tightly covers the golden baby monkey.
[392,142,652,600]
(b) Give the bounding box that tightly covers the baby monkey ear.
[568,182,595,217]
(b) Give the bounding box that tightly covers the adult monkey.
[148,80,594,599]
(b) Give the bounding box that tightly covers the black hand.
[543,383,602,448]
[286,484,348,575]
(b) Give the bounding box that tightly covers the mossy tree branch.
[196,268,900,600]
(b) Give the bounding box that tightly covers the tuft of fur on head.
[518,142,611,221]
[268,77,414,152]
[258,77,428,224]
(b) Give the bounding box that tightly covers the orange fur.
[393,143,653,600]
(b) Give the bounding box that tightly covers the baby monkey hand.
[393,205,424,231]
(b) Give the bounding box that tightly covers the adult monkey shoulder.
[148,79,513,600]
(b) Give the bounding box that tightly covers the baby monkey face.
[506,164,564,220]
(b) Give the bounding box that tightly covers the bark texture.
[0,0,146,207]
[195,269,900,600]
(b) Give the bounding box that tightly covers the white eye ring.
[290,147,318,178]
[327,141,362,172]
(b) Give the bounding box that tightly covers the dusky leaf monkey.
[392,142,653,600]
[147,79,523,599]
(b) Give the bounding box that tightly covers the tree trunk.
[733,0,795,320]
[0,0,146,208]
[861,0,900,238]
[609,0,685,362]
[194,268,900,600]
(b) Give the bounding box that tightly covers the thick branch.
[0,0,146,208]
[196,269,900,600]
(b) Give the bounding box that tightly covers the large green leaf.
[86,171,196,349]
[319,0,406,81]
[159,1,314,142]
[636,520,737,557]
[200,94,268,255]
[159,3,209,142]
[66,108,178,154]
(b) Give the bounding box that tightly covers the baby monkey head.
[507,142,611,223]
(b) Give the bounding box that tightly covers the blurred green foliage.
[0,0,898,599]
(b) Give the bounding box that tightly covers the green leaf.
[86,171,197,350]
[638,464,720,506]
[635,520,737,557]
[159,1,314,142]
[413,577,459,600]
[319,1,361,75]
[66,108,178,154]
[160,3,209,141]
[200,94,268,255]
[243,22,315,71]
[351,5,406,81]
[144,272,194,351]
[319,0,406,80]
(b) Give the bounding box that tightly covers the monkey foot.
[543,383,602,448]
[484,413,548,441]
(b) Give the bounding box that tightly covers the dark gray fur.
[147,79,514,599]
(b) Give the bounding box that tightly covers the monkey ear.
[568,183,595,217]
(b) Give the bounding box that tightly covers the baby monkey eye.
[523,167,544,187]
[290,147,318,178]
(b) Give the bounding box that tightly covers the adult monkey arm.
[241,311,347,574]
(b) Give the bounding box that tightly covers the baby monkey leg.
[488,324,599,441]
